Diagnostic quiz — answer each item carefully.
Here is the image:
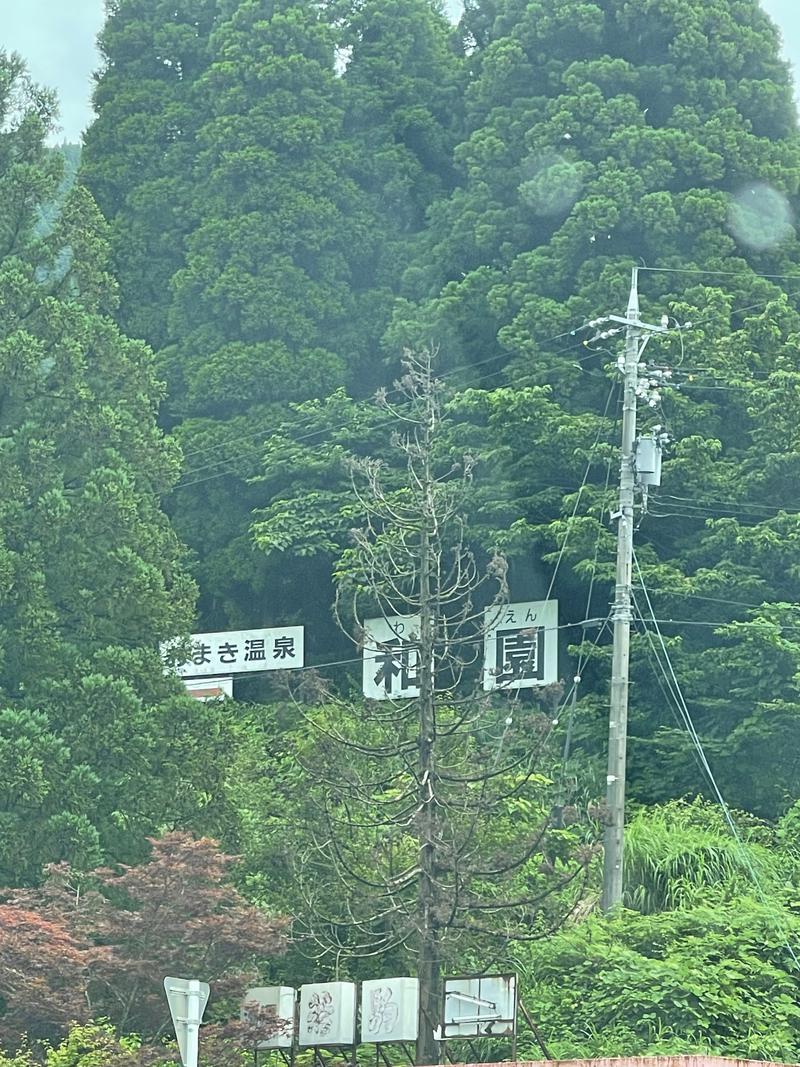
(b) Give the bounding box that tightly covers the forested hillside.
[4,0,800,1063]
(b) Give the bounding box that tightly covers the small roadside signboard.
[164,977,210,1067]
[183,676,233,701]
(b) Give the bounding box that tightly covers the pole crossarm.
[606,314,668,333]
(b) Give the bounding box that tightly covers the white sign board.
[483,601,558,691]
[162,627,304,678]
[362,616,421,700]
[298,982,356,1046]
[164,977,210,1067]
[443,974,517,1039]
[242,986,296,1049]
[184,676,233,701]
[361,977,419,1044]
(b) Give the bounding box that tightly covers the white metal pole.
[186,979,201,1067]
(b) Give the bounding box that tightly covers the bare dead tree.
[289,350,596,1065]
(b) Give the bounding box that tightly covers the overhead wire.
[544,379,618,602]
[649,501,780,520]
[171,281,800,493]
[631,548,800,971]
[643,590,766,610]
[176,327,590,466]
[171,266,800,757]
[177,267,800,470]
[176,277,800,478]
[180,614,608,685]
[630,594,710,786]
[632,617,800,633]
[554,397,619,769]
[653,492,800,517]
[172,336,605,490]
[482,376,619,778]
[169,269,800,491]
[640,265,800,282]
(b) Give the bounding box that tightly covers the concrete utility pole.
[601,268,666,912]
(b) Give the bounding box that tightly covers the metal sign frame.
[442,973,518,1041]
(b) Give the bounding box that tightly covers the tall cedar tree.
[161,0,363,632]
[0,53,233,882]
[80,0,217,350]
[334,0,463,286]
[176,0,460,636]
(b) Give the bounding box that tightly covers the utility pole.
[600,267,666,912]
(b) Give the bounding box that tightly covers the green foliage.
[523,898,800,1062]
[0,53,239,882]
[81,0,217,349]
[623,799,778,913]
[380,0,800,819]
[54,0,800,1056]
[84,1,463,633]
[508,799,800,1060]
[40,1025,142,1067]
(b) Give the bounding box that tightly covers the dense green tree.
[526,898,800,1061]
[161,0,365,632]
[80,0,217,349]
[160,0,463,635]
[70,1,800,1035]
[335,0,463,252]
[0,53,234,881]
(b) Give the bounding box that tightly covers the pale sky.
[0,0,798,143]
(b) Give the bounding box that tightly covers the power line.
[639,617,800,633]
[179,614,608,684]
[632,548,800,971]
[173,336,604,489]
[172,279,800,490]
[675,383,764,393]
[660,491,800,514]
[557,450,616,772]
[545,380,618,601]
[172,286,800,492]
[177,328,593,466]
[643,590,766,610]
[631,603,711,785]
[640,265,800,282]
[649,502,780,521]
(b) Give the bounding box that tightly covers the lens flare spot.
[727,182,794,251]
[519,151,585,217]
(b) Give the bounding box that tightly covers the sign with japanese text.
[482,600,558,691]
[362,615,421,700]
[163,627,304,678]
